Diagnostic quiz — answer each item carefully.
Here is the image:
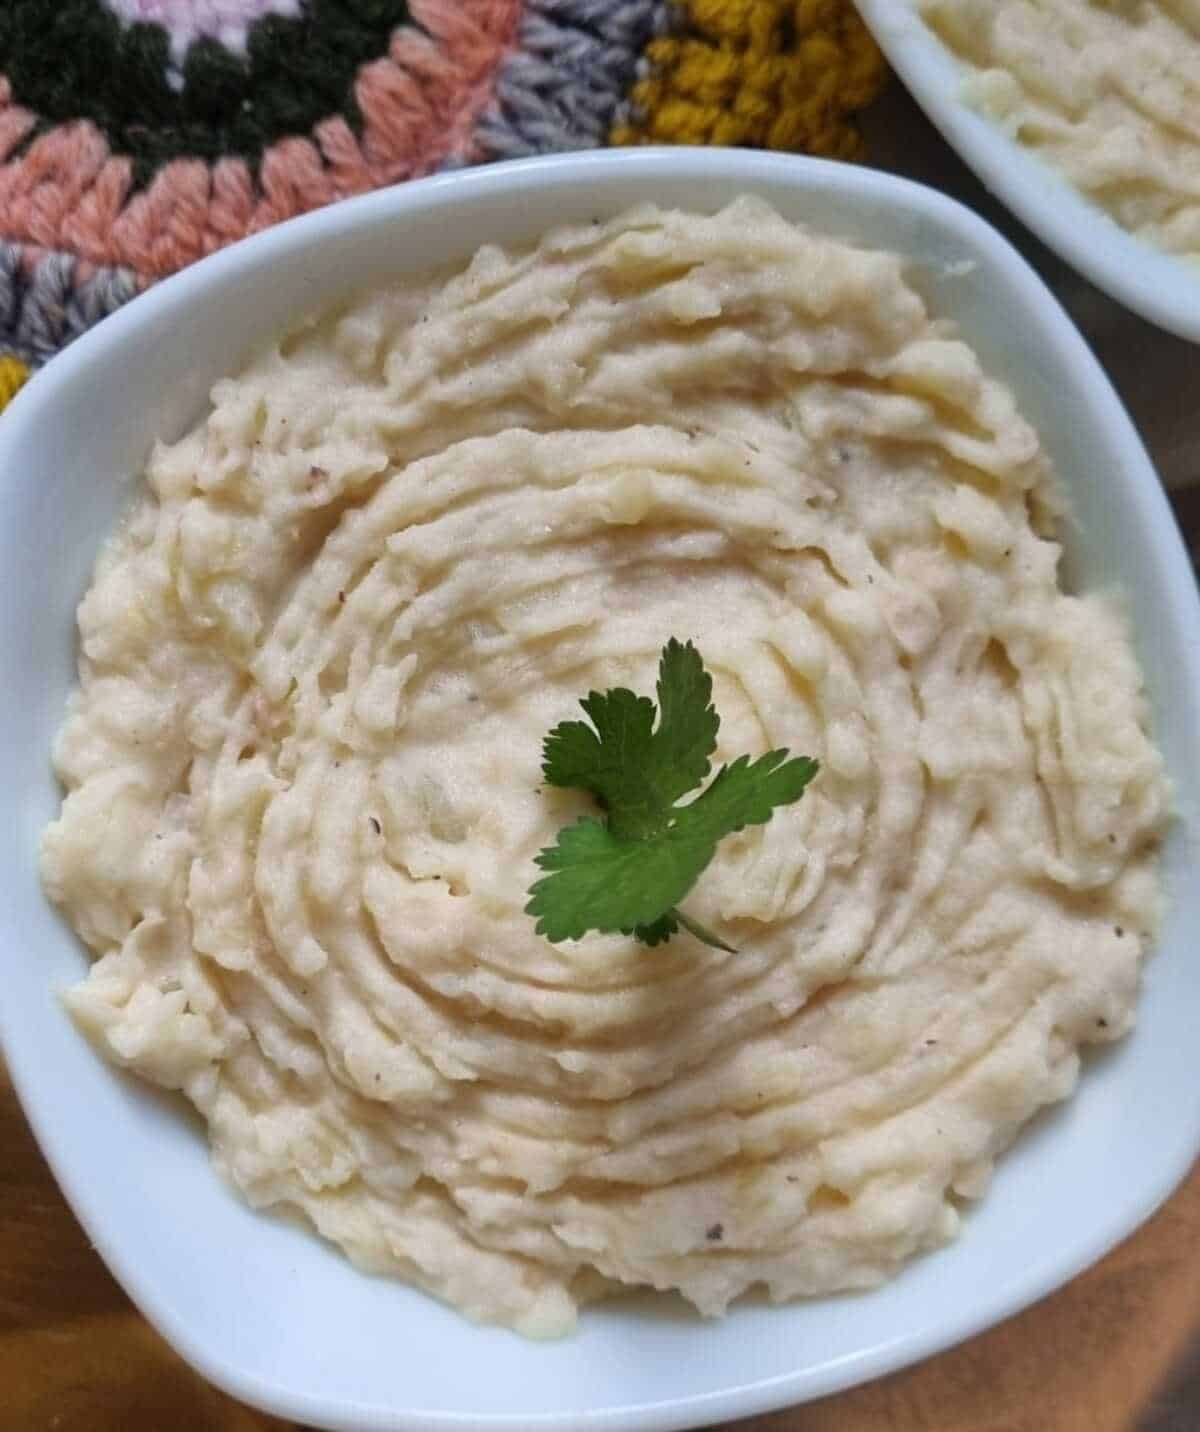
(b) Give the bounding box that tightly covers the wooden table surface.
[3,78,1199,1432]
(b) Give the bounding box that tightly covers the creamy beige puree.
[42,200,1169,1336]
[921,0,1200,258]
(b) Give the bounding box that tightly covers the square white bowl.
[856,0,1200,343]
[0,149,1198,1432]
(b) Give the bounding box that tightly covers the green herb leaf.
[540,638,719,840]
[526,640,818,951]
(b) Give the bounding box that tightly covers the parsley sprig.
[526,639,819,951]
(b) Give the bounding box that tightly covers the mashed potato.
[41,200,1169,1336]
[921,0,1200,258]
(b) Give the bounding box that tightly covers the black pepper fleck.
[1115,926,1125,937]
[705,1223,724,1242]
[925,1039,937,1047]
[368,817,381,835]
[338,590,346,604]
[1097,1018,1109,1029]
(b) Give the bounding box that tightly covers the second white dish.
[856,0,1200,343]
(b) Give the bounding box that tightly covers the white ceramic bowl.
[856,0,1200,343]
[1,149,1198,1432]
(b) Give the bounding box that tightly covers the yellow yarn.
[0,355,30,412]
[613,0,887,159]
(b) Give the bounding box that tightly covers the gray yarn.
[475,0,675,161]
[0,242,137,368]
[63,263,139,345]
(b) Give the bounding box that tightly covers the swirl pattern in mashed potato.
[41,200,1169,1336]
[921,0,1200,258]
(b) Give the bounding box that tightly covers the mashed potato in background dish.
[41,200,1169,1337]
[920,0,1200,259]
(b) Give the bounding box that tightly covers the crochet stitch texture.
[0,0,886,406]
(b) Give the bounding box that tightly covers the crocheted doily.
[0,0,885,405]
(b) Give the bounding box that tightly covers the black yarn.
[0,0,413,186]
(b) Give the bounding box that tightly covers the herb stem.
[671,906,738,954]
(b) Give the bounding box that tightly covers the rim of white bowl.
[0,147,1198,1432]
[856,0,1200,344]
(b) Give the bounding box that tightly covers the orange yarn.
[614,0,886,159]
[0,355,29,411]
